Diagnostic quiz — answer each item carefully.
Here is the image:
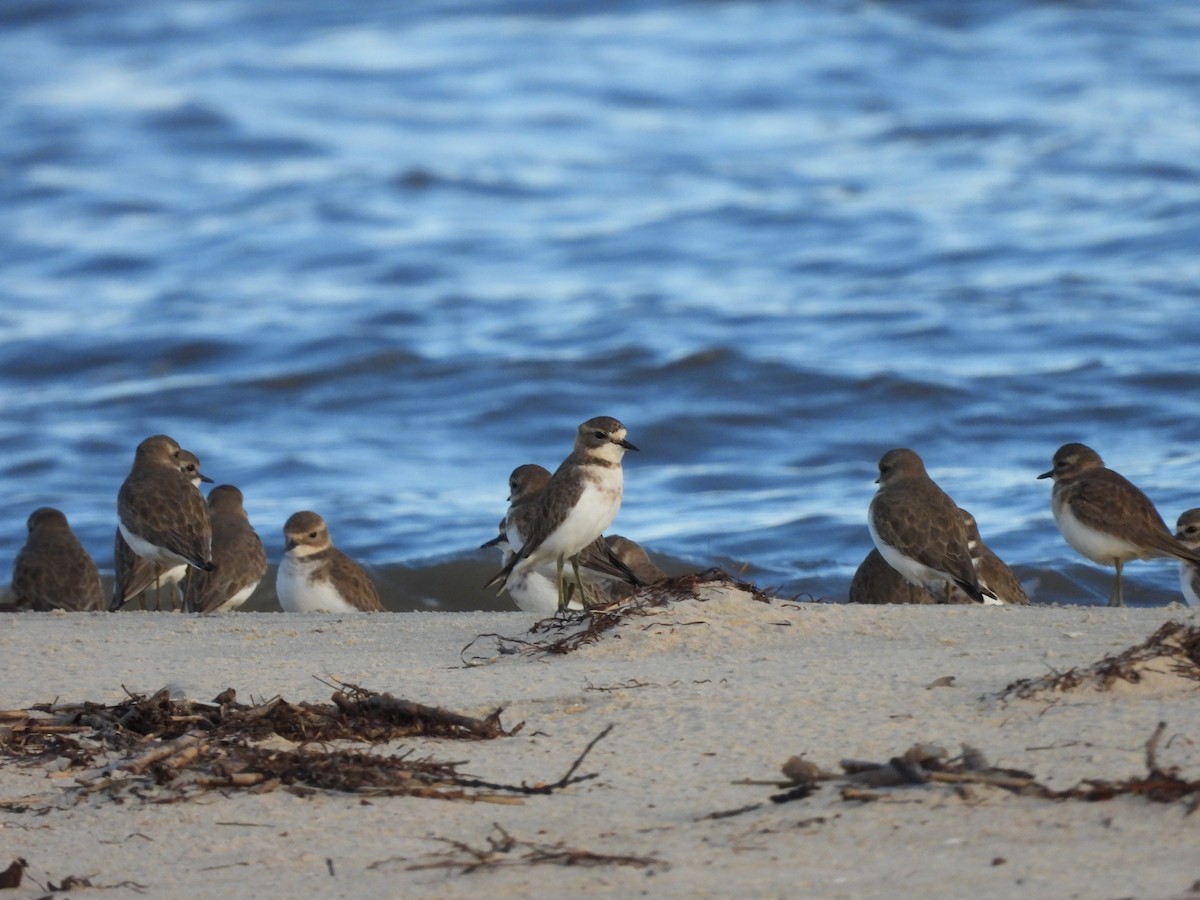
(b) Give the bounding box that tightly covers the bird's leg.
[1109,559,1125,608]
[570,555,588,613]
[555,554,567,613]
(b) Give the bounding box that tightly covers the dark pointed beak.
[480,534,504,549]
[874,476,881,484]
[199,474,215,483]
[1037,469,1053,480]
[618,438,639,451]
[284,538,297,552]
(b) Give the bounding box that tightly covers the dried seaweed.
[1001,621,1200,700]
[715,724,1200,818]
[461,569,782,663]
[401,823,665,874]
[0,683,611,811]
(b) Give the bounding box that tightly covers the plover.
[499,462,639,609]
[485,417,638,611]
[848,547,938,604]
[276,511,383,612]
[117,435,214,580]
[483,516,575,614]
[1175,509,1200,607]
[600,534,666,602]
[111,448,211,611]
[956,509,1028,605]
[868,448,995,603]
[1038,443,1200,607]
[10,508,104,612]
[184,485,267,614]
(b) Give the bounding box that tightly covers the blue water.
[2,0,1200,610]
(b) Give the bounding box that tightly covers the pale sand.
[1,592,1198,899]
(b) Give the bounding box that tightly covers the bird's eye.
[593,431,606,439]
[309,531,318,539]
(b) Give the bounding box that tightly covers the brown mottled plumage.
[117,435,213,574]
[112,448,211,611]
[868,448,994,603]
[184,485,267,614]
[1038,443,1200,607]
[957,509,1030,605]
[848,548,938,605]
[276,511,383,613]
[11,508,103,612]
[485,417,638,611]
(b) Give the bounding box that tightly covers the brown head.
[508,464,552,503]
[282,510,331,555]
[1177,509,1200,548]
[208,484,247,516]
[1038,443,1104,482]
[177,449,214,487]
[875,448,927,485]
[132,434,183,469]
[574,416,638,460]
[26,507,71,535]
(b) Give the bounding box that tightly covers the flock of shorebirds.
[6,418,1200,613]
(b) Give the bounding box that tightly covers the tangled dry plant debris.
[1000,621,1200,700]
[714,723,1200,818]
[0,683,611,811]
[401,823,665,875]
[461,569,781,664]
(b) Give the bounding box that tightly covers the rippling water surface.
[3,0,1200,610]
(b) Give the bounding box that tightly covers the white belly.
[1053,502,1140,566]
[276,555,356,613]
[120,523,189,569]
[527,480,621,569]
[507,569,582,614]
[868,515,949,594]
[1181,562,1200,608]
[206,580,261,614]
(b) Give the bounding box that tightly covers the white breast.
[1180,562,1200,608]
[276,554,356,613]
[1052,500,1141,565]
[120,523,187,569]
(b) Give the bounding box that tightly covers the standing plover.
[499,462,638,609]
[10,508,104,611]
[486,417,637,611]
[1175,509,1200,608]
[276,511,383,612]
[1038,443,1200,607]
[112,447,211,611]
[868,448,995,603]
[184,485,267,614]
[117,435,214,579]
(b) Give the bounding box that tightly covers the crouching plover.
[184,485,267,614]
[954,509,1028,605]
[868,448,996,603]
[10,508,104,611]
[485,416,637,611]
[276,511,383,612]
[117,435,214,583]
[1038,443,1200,607]
[1175,509,1200,608]
[848,548,938,605]
[112,447,212,611]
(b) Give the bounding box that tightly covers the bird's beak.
[199,474,215,483]
[874,475,881,484]
[284,538,297,552]
[618,438,639,451]
[1037,469,1053,480]
[480,534,504,549]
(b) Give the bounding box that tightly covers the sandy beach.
[2,581,1199,899]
